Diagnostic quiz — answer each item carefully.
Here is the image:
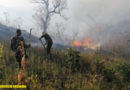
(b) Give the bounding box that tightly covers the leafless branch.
[31,0,68,32]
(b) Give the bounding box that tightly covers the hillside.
[0,24,73,49]
[0,23,38,43]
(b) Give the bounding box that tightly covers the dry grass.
[0,39,130,90]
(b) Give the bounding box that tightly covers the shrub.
[116,62,130,82]
[94,49,101,73]
[104,68,115,82]
[65,48,80,73]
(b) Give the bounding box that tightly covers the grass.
[0,39,130,90]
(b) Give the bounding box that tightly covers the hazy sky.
[0,0,130,39]
[0,0,33,7]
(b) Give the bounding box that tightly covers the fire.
[95,26,102,32]
[72,37,90,47]
[85,43,101,50]
[72,40,82,47]
[72,37,90,48]
[72,37,100,50]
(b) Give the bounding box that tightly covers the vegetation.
[0,39,130,90]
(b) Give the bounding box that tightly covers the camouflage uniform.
[10,29,30,68]
[40,32,53,54]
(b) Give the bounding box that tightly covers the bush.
[104,68,115,82]
[65,48,80,73]
[94,49,101,73]
[116,62,130,82]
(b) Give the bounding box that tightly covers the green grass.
[0,40,130,90]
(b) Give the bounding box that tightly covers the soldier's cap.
[16,29,21,34]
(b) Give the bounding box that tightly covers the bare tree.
[55,22,66,44]
[0,18,4,25]
[12,17,23,29]
[31,0,68,32]
[3,12,10,26]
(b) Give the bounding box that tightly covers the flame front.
[72,37,100,50]
[72,37,90,47]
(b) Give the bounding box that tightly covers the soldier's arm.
[39,35,44,39]
[39,33,46,40]
[10,37,14,51]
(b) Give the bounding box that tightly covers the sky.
[0,0,37,32]
[0,0,130,43]
[0,0,33,7]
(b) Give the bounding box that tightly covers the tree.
[55,22,66,44]
[3,12,10,26]
[72,29,79,41]
[12,17,23,29]
[31,0,68,32]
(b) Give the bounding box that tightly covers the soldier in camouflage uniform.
[39,32,53,55]
[10,29,31,68]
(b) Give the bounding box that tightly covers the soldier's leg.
[15,56,22,68]
[24,50,28,58]
[47,42,53,54]
[46,44,50,54]
[15,50,22,68]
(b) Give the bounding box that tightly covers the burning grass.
[0,39,130,90]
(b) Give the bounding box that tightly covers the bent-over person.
[39,32,53,55]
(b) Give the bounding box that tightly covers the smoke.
[30,0,130,52]
[66,0,130,41]
[70,0,130,22]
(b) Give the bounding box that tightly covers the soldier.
[10,29,31,68]
[39,32,53,55]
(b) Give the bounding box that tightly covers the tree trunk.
[43,22,47,33]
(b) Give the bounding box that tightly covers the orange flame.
[95,26,102,32]
[72,40,82,47]
[72,37,90,48]
[71,37,100,50]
